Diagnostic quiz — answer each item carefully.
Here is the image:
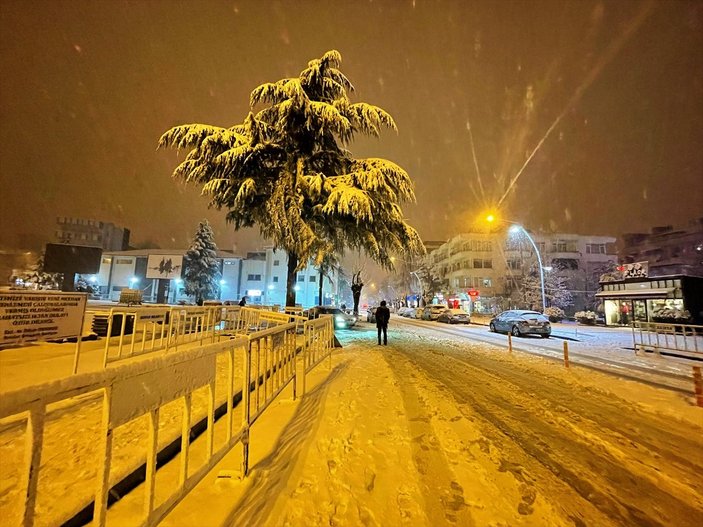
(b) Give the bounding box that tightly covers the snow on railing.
[73,305,233,373]
[632,321,703,360]
[301,315,335,395]
[0,320,306,527]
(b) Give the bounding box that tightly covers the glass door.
[632,299,647,323]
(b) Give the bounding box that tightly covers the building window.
[473,259,483,268]
[247,274,262,281]
[297,274,305,282]
[116,258,132,265]
[552,240,578,252]
[273,260,280,266]
[552,258,578,270]
[309,275,316,282]
[483,278,492,287]
[483,259,492,269]
[507,258,520,270]
[273,276,279,283]
[586,243,606,254]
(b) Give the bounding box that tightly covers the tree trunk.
[351,284,362,315]
[286,252,298,307]
[318,273,324,306]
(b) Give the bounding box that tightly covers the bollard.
[693,366,703,408]
[508,333,513,353]
[563,341,570,368]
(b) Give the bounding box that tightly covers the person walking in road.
[375,300,391,345]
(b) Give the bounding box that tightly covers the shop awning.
[595,288,674,299]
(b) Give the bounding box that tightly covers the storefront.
[596,275,703,326]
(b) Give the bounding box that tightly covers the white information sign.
[0,291,88,346]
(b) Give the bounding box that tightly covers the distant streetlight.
[487,214,547,312]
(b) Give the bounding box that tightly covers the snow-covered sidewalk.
[160,324,703,527]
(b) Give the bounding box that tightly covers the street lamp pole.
[486,214,547,312]
[509,225,547,312]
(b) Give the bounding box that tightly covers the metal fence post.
[94,387,113,527]
[241,342,252,477]
[22,405,46,527]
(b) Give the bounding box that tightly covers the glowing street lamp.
[487,214,547,312]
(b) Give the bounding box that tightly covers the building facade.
[619,218,703,277]
[92,247,338,308]
[428,230,617,314]
[55,217,130,251]
[596,274,703,326]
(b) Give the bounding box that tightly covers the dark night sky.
[1,0,701,254]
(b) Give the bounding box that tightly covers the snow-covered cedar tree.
[159,50,425,306]
[183,220,221,305]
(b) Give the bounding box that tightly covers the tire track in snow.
[390,341,702,527]
[382,345,615,527]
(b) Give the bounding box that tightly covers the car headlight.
[335,315,345,322]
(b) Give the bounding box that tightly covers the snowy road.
[165,321,703,527]
[394,316,696,394]
[381,330,702,525]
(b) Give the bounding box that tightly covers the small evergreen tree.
[183,220,221,305]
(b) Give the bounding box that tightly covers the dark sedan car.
[437,309,471,324]
[489,310,551,338]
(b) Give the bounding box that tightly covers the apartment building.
[55,217,130,251]
[428,230,617,314]
[620,217,703,277]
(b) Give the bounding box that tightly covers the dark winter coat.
[375,305,391,328]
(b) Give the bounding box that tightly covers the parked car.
[403,307,417,318]
[308,306,357,329]
[414,307,425,319]
[397,307,410,317]
[367,306,378,323]
[422,304,447,321]
[437,309,471,324]
[489,310,550,338]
